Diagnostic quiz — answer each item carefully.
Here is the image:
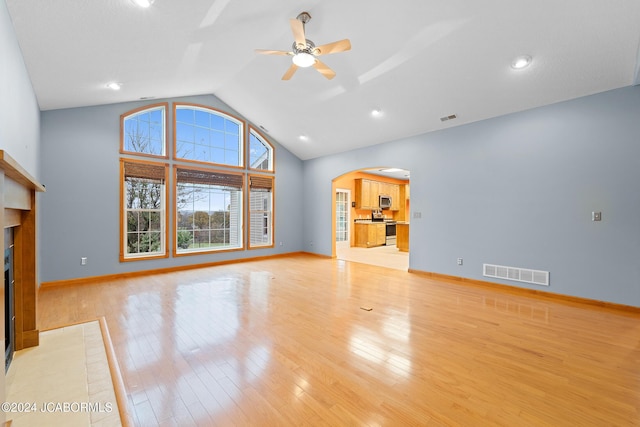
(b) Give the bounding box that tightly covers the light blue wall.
[303,86,640,307]
[39,94,304,282]
[0,0,40,177]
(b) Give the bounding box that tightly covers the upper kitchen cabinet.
[355,178,401,211]
[355,178,373,209]
[391,184,400,211]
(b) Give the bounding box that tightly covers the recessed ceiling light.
[106,82,122,91]
[131,0,155,7]
[511,55,532,69]
[299,134,309,142]
[371,108,383,117]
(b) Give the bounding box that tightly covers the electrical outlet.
[81,257,87,265]
[279,241,283,246]
[457,258,463,266]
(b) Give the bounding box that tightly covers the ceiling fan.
[256,12,351,80]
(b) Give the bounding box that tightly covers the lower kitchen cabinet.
[355,223,386,248]
[396,223,409,252]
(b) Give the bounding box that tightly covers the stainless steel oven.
[385,221,396,246]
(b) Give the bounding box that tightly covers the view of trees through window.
[125,177,163,255]
[122,160,167,259]
[176,106,242,166]
[122,106,165,156]
[176,182,241,252]
[120,103,273,261]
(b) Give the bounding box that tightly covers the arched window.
[175,104,244,167]
[121,103,167,157]
[248,127,274,172]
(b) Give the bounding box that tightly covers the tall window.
[120,101,276,262]
[175,104,243,167]
[120,159,168,260]
[248,127,274,171]
[248,175,274,248]
[175,167,243,254]
[121,103,167,157]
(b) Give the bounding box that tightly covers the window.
[248,127,274,171]
[248,175,274,248]
[121,103,167,157]
[175,104,243,167]
[120,101,276,263]
[175,167,243,254]
[120,159,168,260]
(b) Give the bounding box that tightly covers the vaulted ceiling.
[6,0,640,160]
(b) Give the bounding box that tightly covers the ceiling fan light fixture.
[292,52,316,68]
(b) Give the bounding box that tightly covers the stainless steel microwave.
[379,195,392,209]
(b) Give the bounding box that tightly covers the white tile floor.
[336,242,409,270]
[5,321,121,427]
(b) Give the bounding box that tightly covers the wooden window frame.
[173,165,245,257]
[173,103,245,169]
[120,158,169,262]
[120,103,169,159]
[247,174,274,249]
[247,126,275,173]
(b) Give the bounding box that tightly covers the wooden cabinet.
[396,223,409,252]
[391,184,400,211]
[369,181,379,207]
[355,222,386,248]
[355,178,401,211]
[355,179,373,209]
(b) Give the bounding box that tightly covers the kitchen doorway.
[332,168,410,271]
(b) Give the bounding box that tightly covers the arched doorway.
[331,167,410,270]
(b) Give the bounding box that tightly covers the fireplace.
[4,228,13,371]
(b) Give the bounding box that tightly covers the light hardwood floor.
[38,254,640,426]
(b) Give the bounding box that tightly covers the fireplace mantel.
[1,150,45,353]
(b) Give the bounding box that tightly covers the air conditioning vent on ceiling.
[483,263,549,286]
[440,114,457,122]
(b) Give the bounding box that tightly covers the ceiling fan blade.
[313,60,336,80]
[314,39,352,56]
[290,18,306,48]
[282,63,299,80]
[255,49,293,56]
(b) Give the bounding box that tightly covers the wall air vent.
[483,263,549,286]
[440,114,457,122]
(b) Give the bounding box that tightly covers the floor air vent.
[483,264,549,286]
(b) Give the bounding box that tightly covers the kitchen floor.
[336,242,408,270]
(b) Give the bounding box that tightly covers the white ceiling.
[6,0,640,160]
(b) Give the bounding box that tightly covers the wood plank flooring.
[37,254,640,426]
